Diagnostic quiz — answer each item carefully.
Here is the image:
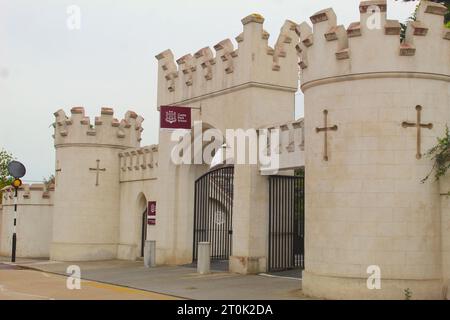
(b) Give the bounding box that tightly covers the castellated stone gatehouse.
[0,0,449,300]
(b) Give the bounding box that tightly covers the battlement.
[118,145,159,182]
[1,184,54,205]
[259,118,305,174]
[53,107,144,149]
[298,0,450,90]
[156,14,299,105]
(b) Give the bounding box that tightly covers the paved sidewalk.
[0,262,178,300]
[0,257,307,300]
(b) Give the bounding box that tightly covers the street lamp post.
[7,161,26,263]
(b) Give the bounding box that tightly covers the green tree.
[422,126,450,183]
[401,1,449,40]
[436,0,450,23]
[402,0,449,23]
[400,7,418,41]
[0,149,15,203]
[43,174,55,189]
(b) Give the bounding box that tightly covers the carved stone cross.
[402,105,433,159]
[55,161,62,184]
[55,161,62,186]
[316,109,338,161]
[89,159,106,186]
[55,162,62,174]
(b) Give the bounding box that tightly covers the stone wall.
[117,145,160,260]
[440,175,450,300]
[259,118,305,175]
[0,184,53,258]
[0,205,3,252]
[301,0,450,299]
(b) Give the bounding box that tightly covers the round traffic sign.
[7,161,26,179]
[12,178,22,188]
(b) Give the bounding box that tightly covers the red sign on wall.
[148,201,156,216]
[147,201,156,225]
[160,105,191,130]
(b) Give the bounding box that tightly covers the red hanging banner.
[160,105,191,130]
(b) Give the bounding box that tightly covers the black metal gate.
[141,209,147,257]
[268,175,305,272]
[193,166,234,261]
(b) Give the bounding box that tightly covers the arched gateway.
[192,165,234,262]
[3,1,449,300]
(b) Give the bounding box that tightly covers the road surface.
[0,262,179,300]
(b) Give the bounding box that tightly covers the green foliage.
[0,149,15,203]
[295,168,305,177]
[400,6,418,42]
[435,0,450,23]
[43,174,55,189]
[422,126,450,183]
[0,149,14,188]
[443,0,450,23]
[401,1,450,39]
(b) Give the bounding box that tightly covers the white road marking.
[258,273,302,281]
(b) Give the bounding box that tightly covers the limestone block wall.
[300,1,450,299]
[0,184,53,258]
[259,118,305,175]
[119,145,159,182]
[440,176,450,300]
[117,145,159,260]
[0,205,2,248]
[155,14,299,268]
[51,107,143,261]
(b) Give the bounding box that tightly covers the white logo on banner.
[165,111,177,124]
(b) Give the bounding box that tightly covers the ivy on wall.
[422,126,450,183]
[401,0,450,41]
[440,0,450,23]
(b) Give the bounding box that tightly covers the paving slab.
[0,262,179,300]
[0,256,308,300]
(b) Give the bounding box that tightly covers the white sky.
[0,0,417,181]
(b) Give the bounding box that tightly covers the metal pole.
[11,186,18,262]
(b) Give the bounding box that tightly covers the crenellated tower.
[51,107,143,261]
[153,14,301,270]
[297,0,450,87]
[155,14,299,110]
[1,184,54,258]
[53,107,143,147]
[299,0,450,299]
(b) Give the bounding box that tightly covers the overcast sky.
[0,0,417,181]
